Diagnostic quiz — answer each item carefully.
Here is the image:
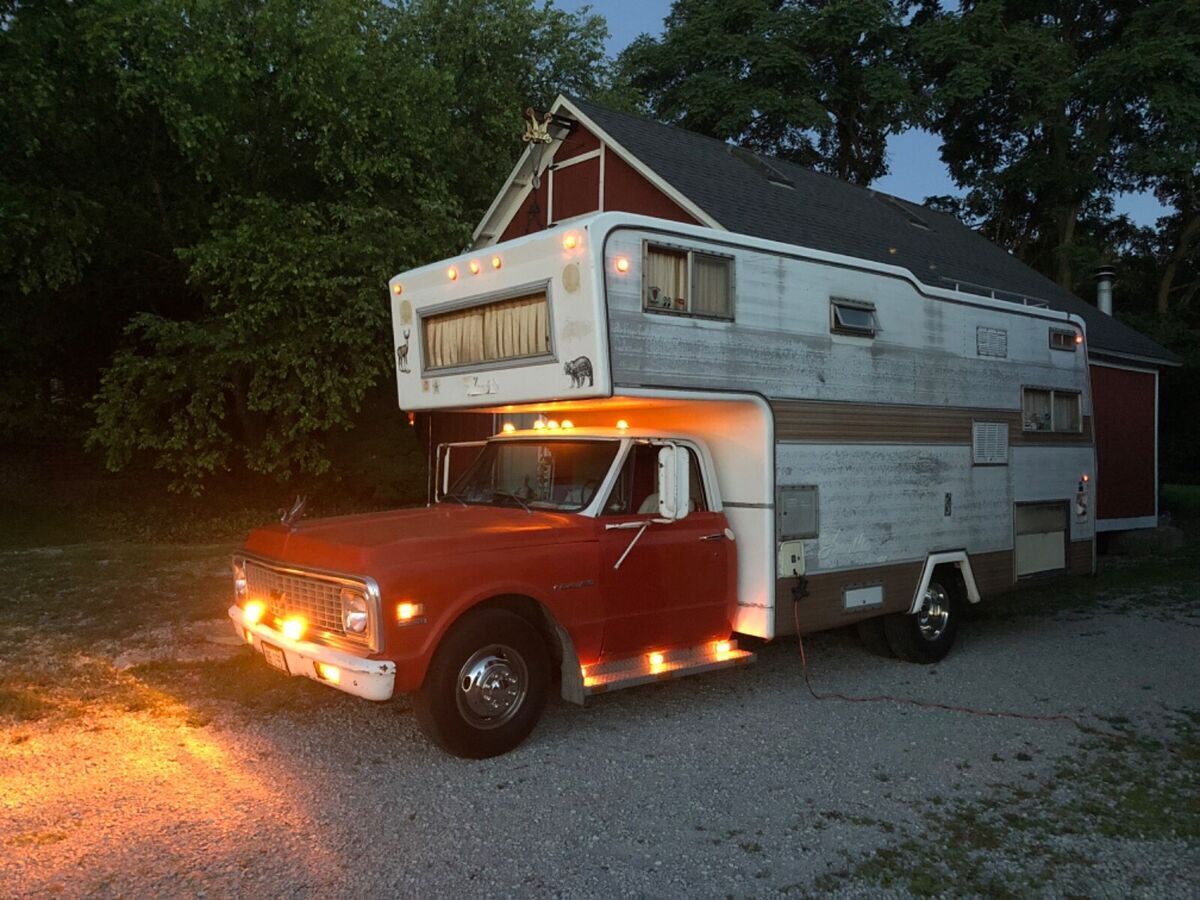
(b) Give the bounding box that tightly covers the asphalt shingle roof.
[567,96,1177,365]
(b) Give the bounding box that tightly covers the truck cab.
[230,422,751,758]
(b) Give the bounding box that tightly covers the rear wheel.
[414,609,549,759]
[883,579,959,664]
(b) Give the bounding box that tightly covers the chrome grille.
[243,559,371,649]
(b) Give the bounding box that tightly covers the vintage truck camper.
[230,213,1095,757]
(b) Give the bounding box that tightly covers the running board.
[582,640,755,695]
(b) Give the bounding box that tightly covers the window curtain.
[646,249,687,310]
[424,293,549,369]
[692,254,731,317]
[1023,389,1052,431]
[1053,392,1081,432]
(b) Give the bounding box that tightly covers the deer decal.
[396,330,411,374]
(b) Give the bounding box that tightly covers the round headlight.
[341,589,369,634]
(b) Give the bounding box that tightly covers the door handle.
[699,533,726,542]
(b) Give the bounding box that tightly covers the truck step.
[582,639,755,695]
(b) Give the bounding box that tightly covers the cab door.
[595,442,735,658]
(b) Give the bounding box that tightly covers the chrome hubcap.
[456,644,527,729]
[917,583,951,642]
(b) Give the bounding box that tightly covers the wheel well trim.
[909,550,980,614]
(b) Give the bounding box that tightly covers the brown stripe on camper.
[779,559,922,635]
[771,399,1091,445]
[1069,539,1094,575]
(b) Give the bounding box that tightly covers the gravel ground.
[1,552,1197,898]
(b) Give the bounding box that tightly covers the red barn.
[425,95,1178,536]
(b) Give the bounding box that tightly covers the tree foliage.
[618,0,920,184]
[0,0,612,489]
[913,0,1200,297]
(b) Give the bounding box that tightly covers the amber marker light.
[491,255,502,270]
[562,232,579,251]
[468,260,481,275]
[392,283,403,296]
[282,616,306,641]
[648,651,665,668]
[502,422,516,433]
[447,266,458,281]
[242,599,266,627]
[315,663,340,684]
[533,419,547,430]
[397,601,425,622]
[1082,474,1090,483]
[715,640,732,657]
[561,419,574,429]
[547,419,560,430]
[616,419,629,431]
[614,256,630,273]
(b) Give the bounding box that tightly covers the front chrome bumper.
[228,604,396,701]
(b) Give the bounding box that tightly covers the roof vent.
[875,192,930,230]
[728,146,794,189]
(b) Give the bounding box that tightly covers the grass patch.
[1162,483,1200,517]
[0,682,50,721]
[819,711,1200,896]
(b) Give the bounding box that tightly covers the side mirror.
[657,445,691,520]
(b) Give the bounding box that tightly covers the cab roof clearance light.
[616,419,629,431]
[502,422,515,433]
[561,420,574,429]
[533,419,547,431]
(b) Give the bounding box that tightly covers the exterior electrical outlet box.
[777,541,806,578]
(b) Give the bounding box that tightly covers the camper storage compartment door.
[1014,502,1068,577]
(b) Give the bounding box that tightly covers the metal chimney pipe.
[1095,265,1116,316]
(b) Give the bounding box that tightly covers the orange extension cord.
[792,606,1112,738]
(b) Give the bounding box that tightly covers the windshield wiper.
[492,490,532,514]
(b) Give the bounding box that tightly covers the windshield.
[447,439,620,512]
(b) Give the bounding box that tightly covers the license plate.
[261,642,289,674]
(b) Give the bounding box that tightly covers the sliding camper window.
[643,244,733,320]
[421,289,551,372]
[1049,328,1079,351]
[830,298,877,338]
[1022,387,1082,433]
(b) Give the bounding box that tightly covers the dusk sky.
[554,0,1164,227]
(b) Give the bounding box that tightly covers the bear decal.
[564,355,593,388]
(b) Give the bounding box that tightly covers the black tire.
[414,608,549,759]
[855,616,894,658]
[883,579,959,664]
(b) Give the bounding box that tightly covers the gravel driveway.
[1,546,1197,897]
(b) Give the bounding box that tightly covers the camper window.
[830,299,877,337]
[644,245,733,320]
[421,289,551,372]
[1022,387,1081,433]
[1049,328,1078,351]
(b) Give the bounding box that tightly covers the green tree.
[618,0,920,184]
[1,0,612,490]
[913,0,1200,294]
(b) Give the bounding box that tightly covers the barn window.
[422,290,551,371]
[643,244,733,319]
[1049,328,1079,351]
[1022,387,1081,433]
[830,299,877,338]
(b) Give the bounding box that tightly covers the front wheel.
[883,580,959,664]
[414,609,549,759]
